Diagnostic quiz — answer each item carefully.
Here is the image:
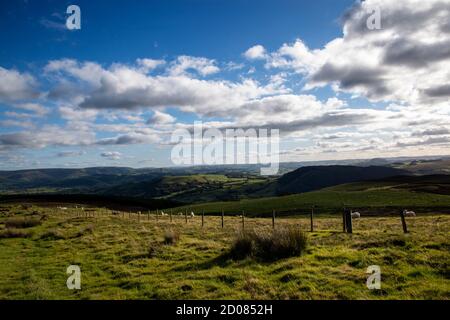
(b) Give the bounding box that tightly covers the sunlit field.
[0,204,448,300]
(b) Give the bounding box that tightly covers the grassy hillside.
[103,174,273,203]
[175,180,450,216]
[0,204,448,299]
[276,165,407,195]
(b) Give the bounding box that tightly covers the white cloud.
[136,58,166,73]
[100,151,122,160]
[168,55,220,76]
[147,110,176,125]
[244,45,267,60]
[263,0,450,106]
[0,67,38,102]
[14,103,49,117]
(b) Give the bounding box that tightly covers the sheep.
[58,206,68,210]
[190,211,195,218]
[160,211,168,216]
[403,210,416,217]
[351,212,361,219]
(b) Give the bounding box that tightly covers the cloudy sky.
[1,0,450,170]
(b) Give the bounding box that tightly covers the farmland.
[0,203,448,299]
[177,181,450,216]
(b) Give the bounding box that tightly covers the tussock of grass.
[163,229,180,245]
[5,217,41,229]
[0,228,33,238]
[40,229,65,240]
[230,227,308,261]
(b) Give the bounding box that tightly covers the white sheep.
[403,210,416,217]
[351,212,361,219]
[190,211,195,218]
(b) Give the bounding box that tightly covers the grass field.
[176,186,450,216]
[0,204,449,299]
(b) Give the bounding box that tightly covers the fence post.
[185,209,188,224]
[400,209,408,233]
[272,209,275,229]
[310,206,314,232]
[242,211,245,231]
[221,209,224,228]
[201,210,204,228]
[345,208,353,233]
[170,209,173,223]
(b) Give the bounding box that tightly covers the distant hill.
[275,165,408,195]
[1,162,447,205]
[177,174,450,216]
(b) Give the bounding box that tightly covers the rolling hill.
[175,175,450,216]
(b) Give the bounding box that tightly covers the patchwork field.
[0,204,449,300]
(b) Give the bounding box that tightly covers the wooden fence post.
[185,209,188,224]
[272,209,275,229]
[221,209,224,228]
[345,208,353,233]
[400,209,408,233]
[310,207,314,232]
[242,211,245,231]
[170,209,173,223]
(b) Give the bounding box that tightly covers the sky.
[0,0,450,170]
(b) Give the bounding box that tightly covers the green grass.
[175,187,450,216]
[0,204,449,299]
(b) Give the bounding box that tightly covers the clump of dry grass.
[40,229,65,240]
[0,228,33,239]
[5,217,42,229]
[230,227,308,261]
[163,229,180,245]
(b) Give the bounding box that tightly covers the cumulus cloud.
[168,55,220,76]
[0,126,96,150]
[100,151,122,160]
[244,45,267,60]
[44,59,284,117]
[136,58,166,73]
[14,103,49,117]
[147,111,176,125]
[0,67,38,102]
[263,0,450,104]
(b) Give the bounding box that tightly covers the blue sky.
[1,0,449,170]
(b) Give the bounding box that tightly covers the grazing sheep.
[351,212,361,219]
[190,212,195,217]
[58,206,68,210]
[403,210,416,217]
